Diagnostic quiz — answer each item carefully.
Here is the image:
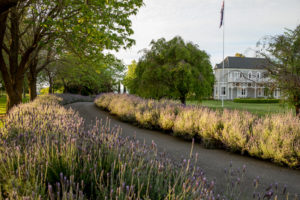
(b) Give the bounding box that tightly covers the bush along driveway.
[94,93,300,169]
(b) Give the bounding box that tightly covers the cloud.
[115,0,300,67]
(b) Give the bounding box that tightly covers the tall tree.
[0,0,143,112]
[257,25,300,116]
[124,36,214,104]
[123,60,137,93]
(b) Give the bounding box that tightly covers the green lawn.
[188,100,294,116]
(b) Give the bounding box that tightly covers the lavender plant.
[0,94,298,199]
[0,95,217,199]
[95,93,300,168]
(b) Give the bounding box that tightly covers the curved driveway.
[67,102,300,198]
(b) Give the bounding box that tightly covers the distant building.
[214,56,281,100]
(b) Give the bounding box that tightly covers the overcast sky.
[114,0,300,67]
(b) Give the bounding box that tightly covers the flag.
[219,0,224,28]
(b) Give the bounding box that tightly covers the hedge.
[233,98,280,103]
[95,93,300,168]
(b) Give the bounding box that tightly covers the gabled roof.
[215,56,268,70]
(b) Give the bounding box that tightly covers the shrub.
[233,98,280,103]
[95,93,300,168]
[0,95,217,199]
[0,94,295,199]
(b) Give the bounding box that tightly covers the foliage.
[0,0,144,110]
[124,36,215,104]
[123,60,137,93]
[233,98,280,103]
[257,24,300,115]
[95,93,300,168]
[0,94,294,199]
[235,53,245,57]
[0,95,218,199]
[53,54,125,95]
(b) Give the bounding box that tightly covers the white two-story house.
[214,56,281,100]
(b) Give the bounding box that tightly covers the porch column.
[227,85,229,100]
[254,83,256,98]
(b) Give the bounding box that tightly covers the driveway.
[67,102,300,198]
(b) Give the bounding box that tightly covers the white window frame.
[234,72,238,79]
[239,87,247,97]
[274,89,280,98]
[263,88,268,97]
[221,86,226,96]
[257,88,263,97]
[257,72,260,79]
[248,71,252,79]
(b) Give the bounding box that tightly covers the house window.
[248,71,252,79]
[240,72,243,78]
[241,88,246,96]
[234,72,239,79]
[239,88,247,97]
[221,87,226,96]
[257,72,260,79]
[258,88,262,96]
[274,89,280,98]
[264,88,268,96]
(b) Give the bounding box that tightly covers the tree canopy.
[0,0,143,111]
[124,36,214,104]
[257,24,300,115]
[48,53,125,95]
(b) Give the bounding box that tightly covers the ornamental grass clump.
[248,113,300,167]
[219,110,256,153]
[0,95,219,199]
[95,93,300,168]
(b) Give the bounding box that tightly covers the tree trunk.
[180,96,186,105]
[6,90,22,112]
[27,60,38,101]
[49,77,53,94]
[4,76,24,113]
[28,76,37,101]
[118,82,121,93]
[0,0,19,15]
[296,104,300,117]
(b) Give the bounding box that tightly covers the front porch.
[214,82,279,100]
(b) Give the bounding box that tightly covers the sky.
[114,0,300,67]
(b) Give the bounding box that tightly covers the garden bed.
[95,93,300,168]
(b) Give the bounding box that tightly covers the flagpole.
[222,0,225,108]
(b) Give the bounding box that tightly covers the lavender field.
[0,94,296,199]
[95,93,300,168]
